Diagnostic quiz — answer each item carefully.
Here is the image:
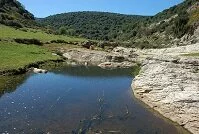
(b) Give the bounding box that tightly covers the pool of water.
[0,65,189,134]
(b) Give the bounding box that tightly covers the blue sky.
[18,0,183,18]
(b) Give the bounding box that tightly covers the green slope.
[0,24,85,73]
[37,11,149,41]
[0,41,58,71]
[0,24,85,42]
[38,0,199,47]
[0,0,36,28]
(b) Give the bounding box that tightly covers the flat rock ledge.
[63,48,138,68]
[98,61,137,69]
[132,44,199,134]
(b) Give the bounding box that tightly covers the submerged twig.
[49,88,72,110]
[72,91,133,134]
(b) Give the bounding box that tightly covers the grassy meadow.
[0,25,85,42]
[0,41,59,71]
[0,25,86,73]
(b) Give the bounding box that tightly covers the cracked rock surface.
[132,43,199,134]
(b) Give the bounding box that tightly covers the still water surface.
[0,66,189,134]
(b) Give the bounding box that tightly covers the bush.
[19,28,28,32]
[14,38,43,46]
[97,41,105,49]
[134,41,152,49]
[4,20,23,28]
[0,13,14,20]
[59,27,67,35]
[81,41,97,49]
[50,40,67,44]
[22,13,34,20]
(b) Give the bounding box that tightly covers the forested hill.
[0,0,198,48]
[38,0,199,48]
[37,12,149,41]
[0,0,36,28]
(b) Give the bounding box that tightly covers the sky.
[18,0,184,18]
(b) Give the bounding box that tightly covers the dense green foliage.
[0,0,36,27]
[0,0,198,49]
[38,0,199,47]
[38,12,149,41]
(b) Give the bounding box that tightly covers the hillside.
[0,1,87,74]
[0,0,38,28]
[38,0,199,48]
[37,12,149,41]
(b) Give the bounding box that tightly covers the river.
[0,65,189,134]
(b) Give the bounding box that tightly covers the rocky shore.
[132,43,199,134]
[63,43,199,134]
[4,42,196,133]
[63,47,138,68]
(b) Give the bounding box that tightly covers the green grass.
[0,25,88,73]
[0,41,59,71]
[0,25,85,42]
[182,53,199,57]
[0,25,87,73]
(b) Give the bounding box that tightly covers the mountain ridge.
[37,0,199,48]
[1,0,198,48]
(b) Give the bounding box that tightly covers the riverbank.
[61,43,199,134]
[0,24,87,76]
[0,38,198,133]
[62,47,139,68]
[0,41,65,76]
[0,59,64,76]
[132,43,199,134]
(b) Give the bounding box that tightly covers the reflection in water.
[51,64,137,77]
[0,65,190,134]
[0,74,28,97]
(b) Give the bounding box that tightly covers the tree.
[59,26,67,35]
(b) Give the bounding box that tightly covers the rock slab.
[132,43,199,134]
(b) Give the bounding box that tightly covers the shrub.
[4,20,23,28]
[134,41,152,49]
[14,38,43,46]
[0,13,14,20]
[59,27,67,35]
[50,40,67,44]
[97,41,105,49]
[22,13,34,20]
[81,41,96,49]
[19,28,28,32]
